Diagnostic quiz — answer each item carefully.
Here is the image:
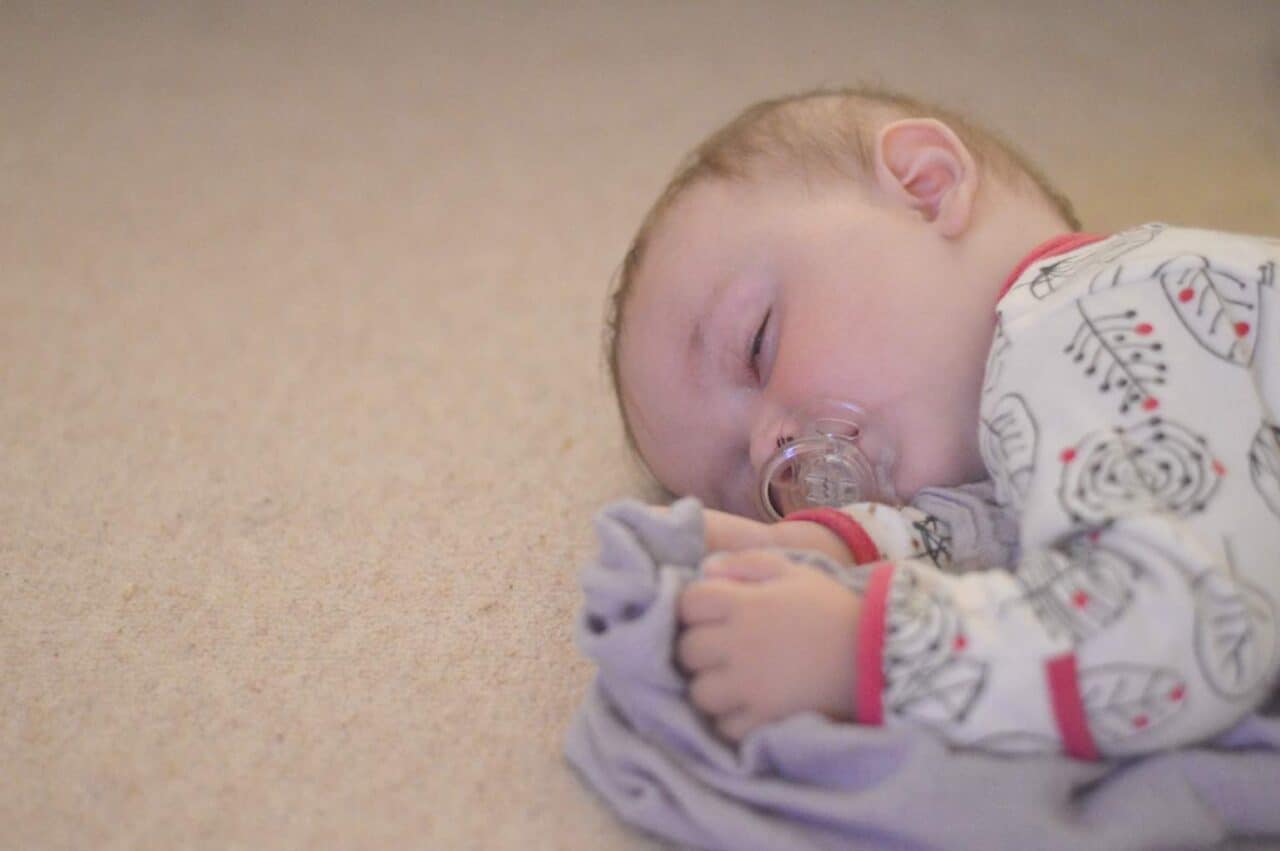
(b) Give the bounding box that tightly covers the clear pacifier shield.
[756,399,897,520]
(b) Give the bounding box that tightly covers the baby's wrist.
[779,507,889,565]
[774,513,859,563]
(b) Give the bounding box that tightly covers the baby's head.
[607,88,1079,519]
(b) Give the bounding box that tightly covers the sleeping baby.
[604,87,1280,758]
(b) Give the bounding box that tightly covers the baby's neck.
[967,186,1077,305]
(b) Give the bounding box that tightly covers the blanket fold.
[565,498,1280,850]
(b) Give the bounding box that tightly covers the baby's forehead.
[645,169,835,258]
[634,181,762,285]
[623,178,796,359]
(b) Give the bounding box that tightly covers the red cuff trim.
[997,232,1106,301]
[1046,653,1100,761]
[782,508,882,564]
[854,562,896,725]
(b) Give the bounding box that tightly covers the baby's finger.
[715,708,759,743]
[703,508,773,552]
[678,582,733,625]
[688,669,745,716]
[676,624,730,673]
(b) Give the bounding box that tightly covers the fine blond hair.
[605,86,1080,461]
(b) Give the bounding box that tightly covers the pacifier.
[756,399,899,521]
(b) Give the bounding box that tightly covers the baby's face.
[617,175,996,519]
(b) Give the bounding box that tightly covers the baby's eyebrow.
[688,319,705,362]
[683,310,710,392]
[686,275,735,385]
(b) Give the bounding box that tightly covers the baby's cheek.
[767,348,837,406]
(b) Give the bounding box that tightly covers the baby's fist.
[676,552,861,742]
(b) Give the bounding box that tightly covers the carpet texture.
[2,2,1278,849]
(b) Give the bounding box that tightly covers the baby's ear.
[873,118,978,238]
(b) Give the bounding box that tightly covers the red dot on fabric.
[1179,288,1195,303]
[1170,685,1185,702]
[953,635,967,651]
[1072,591,1090,608]
[1135,323,1154,335]
[1088,530,1102,542]
[1235,322,1251,337]
[1133,715,1149,728]
[1213,460,1226,476]
[1142,397,1160,411]
[1061,448,1077,463]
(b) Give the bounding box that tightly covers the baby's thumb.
[701,551,788,583]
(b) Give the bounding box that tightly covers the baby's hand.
[703,507,853,563]
[676,551,860,743]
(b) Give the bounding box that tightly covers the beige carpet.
[3,2,1278,849]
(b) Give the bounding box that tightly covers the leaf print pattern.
[1156,255,1273,366]
[1079,664,1187,744]
[882,570,987,725]
[980,394,1039,511]
[1007,543,1143,642]
[1063,303,1168,415]
[1193,571,1278,699]
[906,513,954,568]
[1248,421,1280,518]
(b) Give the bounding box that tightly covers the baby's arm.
[701,506,855,564]
[779,479,1020,574]
[678,487,1018,743]
[852,511,1278,759]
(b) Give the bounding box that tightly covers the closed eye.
[748,309,770,380]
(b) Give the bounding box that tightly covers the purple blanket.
[564,498,1280,850]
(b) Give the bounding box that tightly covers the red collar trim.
[997,232,1106,301]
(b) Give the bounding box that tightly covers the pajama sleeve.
[785,480,1021,573]
[851,226,1280,759]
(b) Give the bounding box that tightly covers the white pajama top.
[797,224,1280,759]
